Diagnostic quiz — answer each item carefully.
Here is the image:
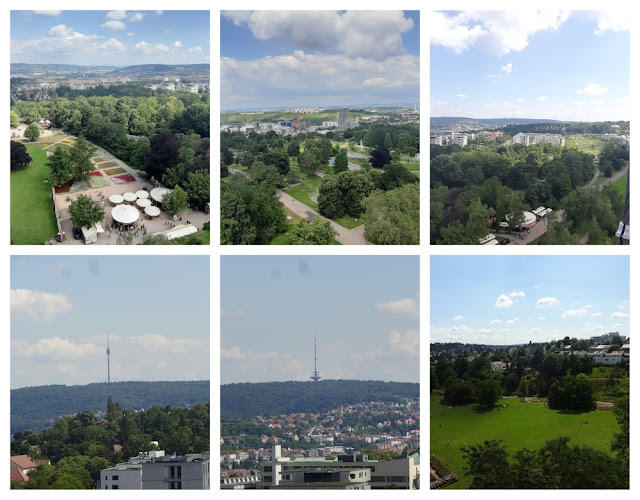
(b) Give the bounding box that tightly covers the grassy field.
[333,214,364,229]
[612,173,628,196]
[11,146,58,244]
[283,173,321,210]
[431,393,619,489]
[565,134,606,156]
[401,161,420,172]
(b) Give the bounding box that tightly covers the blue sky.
[11,10,209,66]
[221,10,419,110]
[221,256,419,384]
[10,256,210,389]
[431,256,630,345]
[431,11,629,121]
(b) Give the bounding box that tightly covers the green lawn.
[431,393,619,489]
[612,173,628,196]
[401,162,420,172]
[565,134,606,156]
[283,173,321,210]
[334,214,364,229]
[11,146,58,244]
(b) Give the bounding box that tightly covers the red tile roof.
[10,455,37,469]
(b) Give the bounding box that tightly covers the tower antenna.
[310,333,321,382]
[106,333,111,384]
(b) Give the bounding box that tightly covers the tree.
[10,110,20,128]
[317,176,344,219]
[369,147,391,168]
[338,169,375,217]
[299,150,319,176]
[334,148,349,174]
[444,380,476,405]
[68,194,105,230]
[361,184,419,244]
[547,374,595,411]
[290,218,338,245]
[68,135,95,182]
[10,141,32,170]
[477,379,502,407]
[287,141,300,157]
[221,146,234,166]
[461,440,513,489]
[162,185,188,215]
[185,169,210,211]
[147,131,180,180]
[24,123,40,142]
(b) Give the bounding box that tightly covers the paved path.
[230,167,369,244]
[275,189,369,245]
[598,165,628,191]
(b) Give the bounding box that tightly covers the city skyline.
[431,255,630,345]
[221,256,419,384]
[11,10,210,66]
[10,256,210,389]
[221,10,419,110]
[431,10,630,121]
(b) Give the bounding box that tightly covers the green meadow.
[431,393,619,489]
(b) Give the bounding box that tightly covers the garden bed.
[54,180,74,194]
[101,161,120,169]
[88,171,104,176]
[112,174,136,184]
[104,167,127,175]
[69,180,89,193]
[88,176,110,188]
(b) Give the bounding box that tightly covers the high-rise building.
[338,108,349,129]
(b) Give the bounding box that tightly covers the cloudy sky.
[11,10,209,66]
[431,10,629,121]
[221,10,419,110]
[10,256,210,389]
[431,256,630,345]
[221,256,419,384]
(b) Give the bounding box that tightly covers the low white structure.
[112,204,140,225]
[81,221,104,244]
[153,224,197,241]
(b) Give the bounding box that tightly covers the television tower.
[106,333,111,384]
[310,333,321,382]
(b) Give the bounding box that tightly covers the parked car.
[72,227,82,240]
[500,238,510,245]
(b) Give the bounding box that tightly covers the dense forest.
[11,380,210,434]
[430,139,628,244]
[221,379,419,419]
[11,397,209,489]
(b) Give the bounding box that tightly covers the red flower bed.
[89,171,103,177]
[54,180,74,193]
[115,175,135,182]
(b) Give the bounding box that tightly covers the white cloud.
[100,38,126,52]
[450,325,469,332]
[505,317,519,324]
[11,289,72,324]
[457,94,470,98]
[155,44,170,52]
[128,334,208,353]
[517,98,525,103]
[453,315,464,320]
[127,32,134,37]
[509,291,525,298]
[590,11,630,35]
[223,10,414,61]
[611,312,629,319]
[135,41,152,54]
[577,83,608,96]
[388,329,419,357]
[495,294,513,308]
[591,312,603,317]
[490,319,503,324]
[48,24,73,37]
[536,297,558,308]
[221,308,248,318]
[538,316,546,320]
[374,297,419,319]
[617,300,628,310]
[537,96,549,102]
[501,62,512,74]
[12,337,100,360]
[172,41,182,48]
[529,328,541,333]
[562,305,592,319]
[478,328,495,334]
[32,10,61,16]
[431,10,570,56]
[188,46,203,53]
[130,13,145,22]
[102,20,126,30]
[575,100,585,107]
[107,10,127,20]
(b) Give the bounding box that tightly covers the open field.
[565,134,606,156]
[430,393,619,489]
[612,173,628,196]
[11,146,58,244]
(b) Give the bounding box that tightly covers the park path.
[229,167,370,245]
[598,165,628,191]
[275,189,370,245]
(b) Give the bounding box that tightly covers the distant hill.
[221,379,419,419]
[431,116,561,129]
[11,380,210,434]
[11,63,209,76]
